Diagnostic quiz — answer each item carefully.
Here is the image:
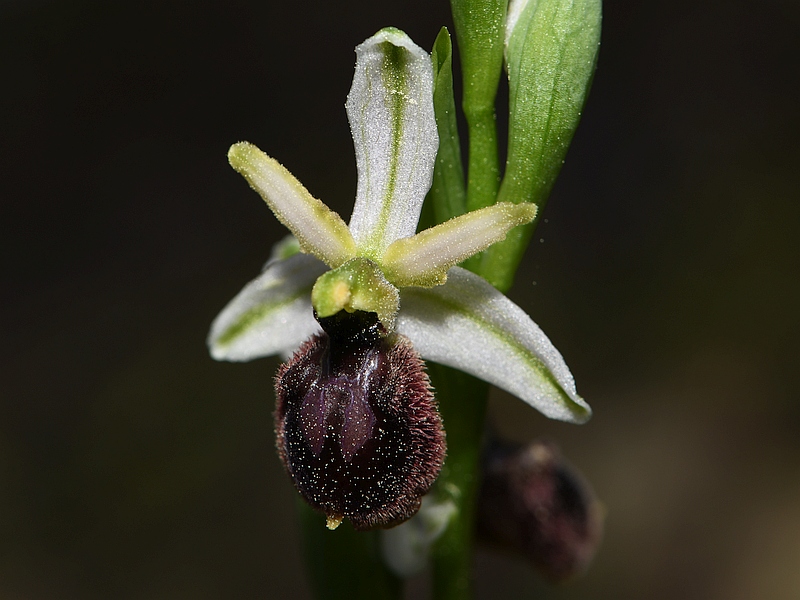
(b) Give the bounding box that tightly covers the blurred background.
[2,0,799,598]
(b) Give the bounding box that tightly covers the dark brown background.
[2,0,799,598]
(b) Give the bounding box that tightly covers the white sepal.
[208,253,326,361]
[397,267,591,423]
[346,27,439,258]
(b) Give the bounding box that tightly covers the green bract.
[427,28,465,225]
[504,0,602,198]
[208,27,591,424]
[477,0,603,290]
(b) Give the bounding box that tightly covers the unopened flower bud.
[477,439,603,581]
[275,310,445,530]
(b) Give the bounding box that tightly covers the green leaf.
[479,0,602,291]
[504,0,601,207]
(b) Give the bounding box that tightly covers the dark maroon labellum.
[275,310,445,531]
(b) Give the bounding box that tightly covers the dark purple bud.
[477,440,603,582]
[275,310,445,531]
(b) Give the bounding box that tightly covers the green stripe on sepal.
[397,267,591,423]
[208,254,328,361]
[346,28,439,259]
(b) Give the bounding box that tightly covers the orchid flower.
[208,28,590,529]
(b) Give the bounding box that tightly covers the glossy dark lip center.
[299,346,380,462]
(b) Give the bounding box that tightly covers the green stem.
[298,501,402,600]
[450,0,507,213]
[463,107,500,213]
[425,3,503,598]
[475,218,537,293]
[428,363,489,600]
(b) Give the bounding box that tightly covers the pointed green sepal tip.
[375,26,403,36]
[311,258,400,331]
[227,142,356,268]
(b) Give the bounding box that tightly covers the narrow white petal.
[208,254,326,362]
[382,202,537,287]
[397,267,590,423]
[346,28,439,258]
[228,142,356,268]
